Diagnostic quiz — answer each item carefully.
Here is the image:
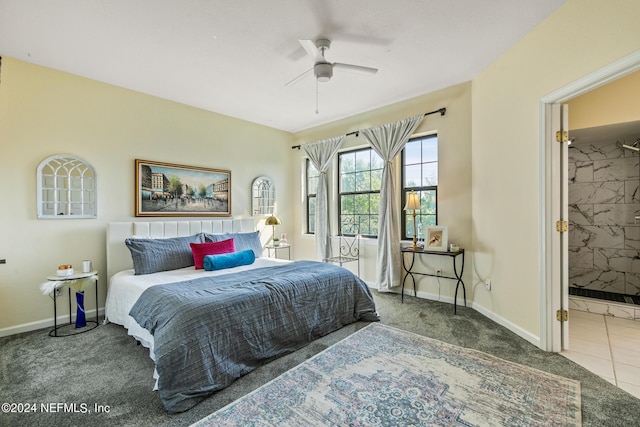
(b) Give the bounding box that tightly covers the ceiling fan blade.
[333,62,378,75]
[298,39,323,62]
[285,67,314,86]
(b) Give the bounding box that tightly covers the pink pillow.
[190,239,235,269]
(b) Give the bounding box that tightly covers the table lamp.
[403,191,421,250]
[265,215,281,243]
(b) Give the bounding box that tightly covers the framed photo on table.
[426,226,448,251]
[135,159,231,217]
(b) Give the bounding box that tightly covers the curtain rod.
[291,107,446,149]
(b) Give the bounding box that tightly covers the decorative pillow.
[203,249,256,271]
[204,231,263,257]
[190,239,235,270]
[125,234,203,275]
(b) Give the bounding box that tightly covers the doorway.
[540,50,640,353]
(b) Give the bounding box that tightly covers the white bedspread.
[105,257,290,357]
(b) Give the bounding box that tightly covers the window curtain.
[303,136,345,260]
[361,115,424,292]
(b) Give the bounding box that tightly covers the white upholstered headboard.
[106,219,256,283]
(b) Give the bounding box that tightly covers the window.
[306,159,319,234]
[338,148,383,237]
[401,134,438,240]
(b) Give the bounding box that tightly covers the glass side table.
[44,271,99,337]
[265,243,291,260]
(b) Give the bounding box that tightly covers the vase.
[75,291,87,328]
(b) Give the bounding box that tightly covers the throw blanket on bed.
[129,260,379,413]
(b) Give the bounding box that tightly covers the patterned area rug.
[192,323,581,426]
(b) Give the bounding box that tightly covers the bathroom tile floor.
[561,309,640,399]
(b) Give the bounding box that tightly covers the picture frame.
[425,226,448,251]
[135,159,231,217]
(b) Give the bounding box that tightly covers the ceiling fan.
[285,38,378,87]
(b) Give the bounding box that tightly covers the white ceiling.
[0,0,566,133]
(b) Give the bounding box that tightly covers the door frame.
[539,50,640,352]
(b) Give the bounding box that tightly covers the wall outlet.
[485,279,491,291]
[436,269,442,276]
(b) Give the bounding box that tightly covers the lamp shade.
[403,191,420,211]
[265,215,281,226]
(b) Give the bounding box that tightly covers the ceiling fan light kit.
[286,38,378,86]
[314,62,333,82]
[286,38,379,113]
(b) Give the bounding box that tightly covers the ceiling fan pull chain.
[315,78,319,114]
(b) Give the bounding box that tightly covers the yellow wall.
[0,58,293,334]
[566,69,640,130]
[3,0,640,345]
[291,82,473,299]
[471,0,640,340]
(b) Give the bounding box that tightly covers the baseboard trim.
[369,283,542,349]
[470,302,540,348]
[3,286,542,350]
[0,308,105,338]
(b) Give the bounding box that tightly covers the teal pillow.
[203,249,256,271]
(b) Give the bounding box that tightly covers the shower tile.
[594,248,640,273]
[569,268,624,293]
[624,226,640,250]
[569,247,593,269]
[607,305,636,320]
[569,140,623,161]
[569,267,597,287]
[624,180,640,204]
[569,182,624,204]
[622,205,640,225]
[569,224,592,248]
[626,273,640,296]
[569,297,590,312]
[593,204,624,225]
[578,225,624,249]
[573,161,594,182]
[570,204,593,225]
[593,157,639,182]
[568,144,595,162]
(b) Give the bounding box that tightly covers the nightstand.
[265,243,291,260]
[44,271,99,337]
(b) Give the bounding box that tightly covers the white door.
[547,103,570,351]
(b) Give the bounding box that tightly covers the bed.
[104,220,379,413]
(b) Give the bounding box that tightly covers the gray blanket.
[129,260,379,413]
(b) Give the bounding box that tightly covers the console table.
[401,247,466,314]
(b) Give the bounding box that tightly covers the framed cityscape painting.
[135,159,231,217]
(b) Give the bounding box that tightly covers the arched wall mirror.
[37,154,97,219]
[251,176,275,216]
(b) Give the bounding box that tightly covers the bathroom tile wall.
[569,136,640,296]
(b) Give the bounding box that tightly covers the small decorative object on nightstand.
[41,270,99,337]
